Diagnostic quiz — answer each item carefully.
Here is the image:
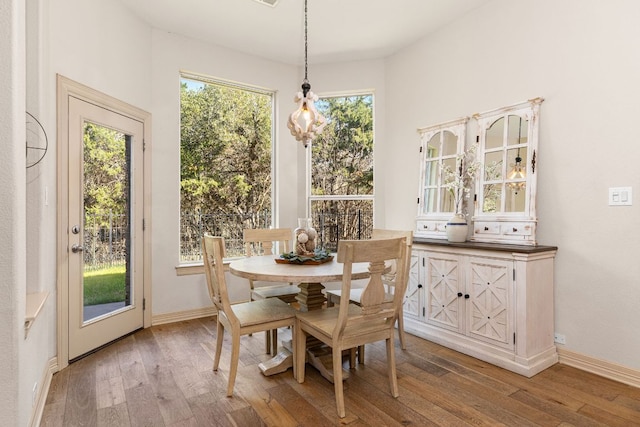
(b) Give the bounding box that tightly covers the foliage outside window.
[310,94,374,251]
[179,74,274,261]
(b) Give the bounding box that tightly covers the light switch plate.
[609,187,632,206]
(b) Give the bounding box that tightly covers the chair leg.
[348,348,357,369]
[265,330,271,354]
[397,311,406,350]
[271,328,278,355]
[295,320,306,383]
[291,323,297,380]
[213,320,224,371]
[358,345,365,364]
[386,336,399,398]
[333,347,346,418]
[227,330,241,397]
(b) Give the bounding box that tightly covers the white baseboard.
[557,347,640,388]
[30,357,58,427]
[151,306,217,325]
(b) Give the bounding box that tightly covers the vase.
[446,213,468,243]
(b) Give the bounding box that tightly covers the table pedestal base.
[258,338,350,383]
[258,281,350,382]
[295,282,326,311]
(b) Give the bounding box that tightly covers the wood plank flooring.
[41,317,640,426]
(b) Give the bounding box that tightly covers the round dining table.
[228,254,373,380]
[229,254,373,312]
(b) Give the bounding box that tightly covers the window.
[179,73,274,261]
[309,93,374,251]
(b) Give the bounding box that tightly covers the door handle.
[71,244,84,253]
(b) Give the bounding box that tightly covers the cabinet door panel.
[404,252,422,319]
[426,254,463,332]
[467,257,514,349]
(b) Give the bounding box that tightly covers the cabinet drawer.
[417,220,447,232]
[474,222,501,235]
[501,223,533,236]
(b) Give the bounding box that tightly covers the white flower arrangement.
[441,144,481,215]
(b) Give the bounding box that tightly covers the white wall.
[384,0,640,371]
[1,0,26,424]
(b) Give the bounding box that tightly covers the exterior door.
[64,91,147,360]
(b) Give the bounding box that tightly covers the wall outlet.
[554,333,566,345]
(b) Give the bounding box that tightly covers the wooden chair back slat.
[243,228,292,257]
[334,237,407,339]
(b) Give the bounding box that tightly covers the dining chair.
[294,236,409,418]
[202,234,296,397]
[325,229,413,363]
[243,227,298,354]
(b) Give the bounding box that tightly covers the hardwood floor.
[41,317,640,426]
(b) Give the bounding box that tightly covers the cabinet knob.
[457,292,463,297]
[484,226,489,231]
[513,227,518,232]
[417,284,423,289]
[464,294,470,299]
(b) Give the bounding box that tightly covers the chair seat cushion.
[233,298,295,327]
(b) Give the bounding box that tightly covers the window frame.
[306,90,375,249]
[178,71,277,264]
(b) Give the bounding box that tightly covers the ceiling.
[119,0,491,66]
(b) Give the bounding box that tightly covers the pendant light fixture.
[287,0,326,148]
[507,117,526,192]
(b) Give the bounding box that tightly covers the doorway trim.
[56,75,152,369]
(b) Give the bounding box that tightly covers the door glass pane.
[486,117,504,149]
[483,183,502,213]
[506,182,526,212]
[423,188,437,213]
[426,134,439,158]
[424,159,437,187]
[507,115,528,146]
[82,122,131,322]
[442,131,457,156]
[484,151,504,181]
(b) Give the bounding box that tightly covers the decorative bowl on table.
[276,249,333,265]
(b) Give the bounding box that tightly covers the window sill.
[175,257,243,276]
[25,291,49,338]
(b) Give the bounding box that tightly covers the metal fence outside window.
[82,207,374,269]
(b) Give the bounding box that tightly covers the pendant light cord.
[304,0,308,81]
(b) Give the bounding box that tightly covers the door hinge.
[422,307,425,317]
[143,140,146,151]
[143,218,146,231]
[422,257,425,267]
[417,197,420,204]
[143,298,146,310]
[419,146,423,153]
[476,135,480,143]
[513,332,516,344]
[513,269,516,281]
